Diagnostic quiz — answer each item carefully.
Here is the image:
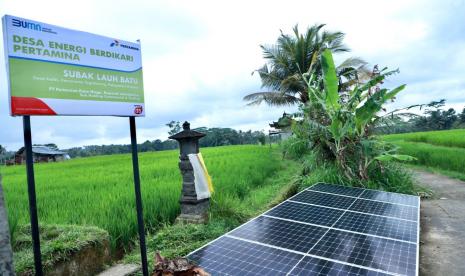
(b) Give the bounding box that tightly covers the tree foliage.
[375,100,465,134]
[166,121,182,136]
[244,24,369,106]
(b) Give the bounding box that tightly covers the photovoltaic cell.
[335,211,417,242]
[360,189,419,207]
[229,216,327,253]
[291,190,356,209]
[288,256,392,276]
[309,229,417,276]
[265,201,344,226]
[187,236,303,276]
[308,183,364,197]
[349,198,418,221]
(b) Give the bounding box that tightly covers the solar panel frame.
[288,256,393,276]
[186,183,420,276]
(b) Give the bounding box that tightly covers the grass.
[0,145,283,250]
[123,157,301,272]
[384,129,465,182]
[13,224,109,275]
[298,153,421,195]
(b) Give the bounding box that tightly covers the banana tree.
[302,49,413,180]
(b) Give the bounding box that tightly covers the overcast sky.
[1,0,464,151]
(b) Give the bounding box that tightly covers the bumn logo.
[12,18,41,31]
[134,105,143,115]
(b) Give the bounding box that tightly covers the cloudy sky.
[1,0,464,151]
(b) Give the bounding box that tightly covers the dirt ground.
[414,170,465,276]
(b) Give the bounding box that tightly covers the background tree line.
[0,124,269,161]
[375,100,465,134]
[57,125,267,158]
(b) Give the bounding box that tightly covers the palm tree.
[244,24,369,106]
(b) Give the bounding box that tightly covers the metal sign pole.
[129,117,149,276]
[22,116,43,276]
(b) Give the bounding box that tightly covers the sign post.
[129,117,149,276]
[2,15,149,275]
[22,116,43,276]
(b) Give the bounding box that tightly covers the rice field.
[0,145,280,248]
[384,128,465,148]
[384,129,465,176]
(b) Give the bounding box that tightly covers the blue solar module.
[334,211,417,242]
[349,199,418,221]
[229,216,327,253]
[186,183,420,276]
[288,256,392,276]
[265,201,344,226]
[308,183,364,197]
[309,229,417,276]
[188,236,303,275]
[290,190,356,209]
[360,189,419,207]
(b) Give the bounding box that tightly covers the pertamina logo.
[110,40,120,47]
[110,39,139,51]
[134,105,143,115]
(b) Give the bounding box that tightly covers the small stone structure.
[0,175,15,276]
[269,112,294,140]
[169,122,209,223]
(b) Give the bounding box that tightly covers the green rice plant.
[392,141,465,173]
[384,129,465,148]
[0,145,280,249]
[384,129,465,176]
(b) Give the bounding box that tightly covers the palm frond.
[251,24,361,107]
[337,57,368,70]
[243,92,300,106]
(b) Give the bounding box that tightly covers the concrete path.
[97,264,140,276]
[414,170,465,276]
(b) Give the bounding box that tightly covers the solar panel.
[309,229,417,276]
[349,199,418,221]
[359,190,419,207]
[188,236,303,275]
[265,201,344,226]
[187,183,420,276]
[290,190,356,209]
[334,212,417,242]
[229,216,327,253]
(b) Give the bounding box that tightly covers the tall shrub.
[299,49,414,183]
